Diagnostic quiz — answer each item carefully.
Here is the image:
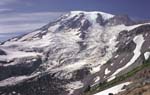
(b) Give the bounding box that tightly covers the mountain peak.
[69,11,114,20]
[0,10,150,95]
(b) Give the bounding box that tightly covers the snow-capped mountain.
[0,11,150,95]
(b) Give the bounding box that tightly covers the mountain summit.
[0,11,150,95]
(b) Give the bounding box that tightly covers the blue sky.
[0,0,150,41]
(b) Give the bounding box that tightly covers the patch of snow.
[18,30,42,41]
[48,24,61,32]
[0,76,28,87]
[111,23,150,32]
[51,60,88,73]
[0,49,41,64]
[119,58,125,64]
[107,76,116,82]
[94,76,100,83]
[105,68,111,75]
[145,33,148,37]
[90,65,101,74]
[91,76,101,87]
[144,52,150,60]
[94,82,131,95]
[0,72,40,87]
[114,55,119,58]
[10,37,18,41]
[32,58,37,61]
[12,91,16,94]
[110,63,114,66]
[126,23,150,31]
[65,81,84,95]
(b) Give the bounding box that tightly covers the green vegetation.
[84,59,150,95]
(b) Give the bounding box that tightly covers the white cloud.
[0,22,46,33]
[0,11,65,41]
[0,0,66,41]
[0,12,65,33]
[0,12,65,22]
[0,34,10,38]
[0,8,12,12]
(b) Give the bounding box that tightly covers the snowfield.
[65,81,84,95]
[144,52,150,60]
[105,68,111,75]
[94,82,131,95]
